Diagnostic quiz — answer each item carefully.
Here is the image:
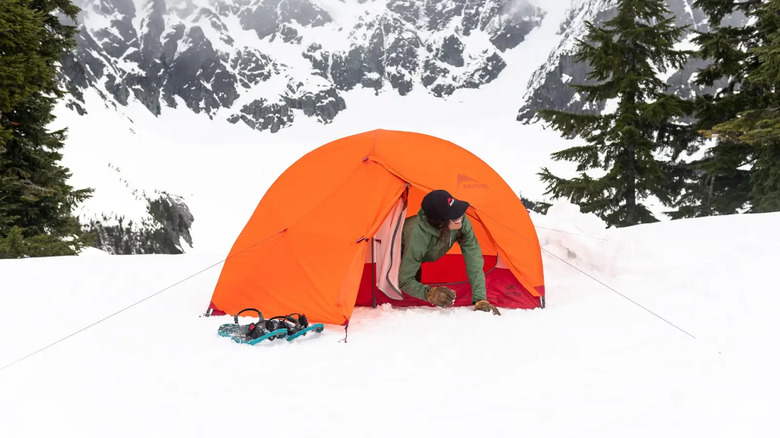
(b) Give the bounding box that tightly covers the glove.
[474,300,501,316]
[426,286,456,307]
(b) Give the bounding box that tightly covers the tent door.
[372,196,407,300]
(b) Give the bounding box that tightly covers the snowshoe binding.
[217,308,288,345]
[265,313,324,342]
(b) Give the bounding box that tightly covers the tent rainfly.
[208,129,545,325]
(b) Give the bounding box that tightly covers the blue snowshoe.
[218,308,288,345]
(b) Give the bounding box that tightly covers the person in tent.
[399,189,501,315]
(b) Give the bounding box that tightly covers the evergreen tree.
[0,0,92,258]
[676,0,780,216]
[537,0,693,227]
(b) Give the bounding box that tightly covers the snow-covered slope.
[1,203,777,437]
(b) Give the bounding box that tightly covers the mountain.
[57,0,553,255]
[56,0,745,255]
[516,0,745,123]
[61,0,546,133]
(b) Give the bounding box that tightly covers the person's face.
[448,215,463,230]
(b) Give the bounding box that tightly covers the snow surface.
[2,1,778,436]
[1,203,778,437]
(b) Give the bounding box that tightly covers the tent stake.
[371,238,376,308]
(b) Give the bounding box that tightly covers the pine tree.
[738,0,780,211]
[537,0,693,227]
[0,0,92,258]
[676,0,780,216]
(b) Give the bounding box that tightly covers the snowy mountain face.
[515,0,744,123]
[61,0,545,133]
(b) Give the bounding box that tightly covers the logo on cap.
[447,197,454,207]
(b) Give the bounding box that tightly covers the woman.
[398,189,501,315]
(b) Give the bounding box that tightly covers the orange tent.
[208,129,545,324]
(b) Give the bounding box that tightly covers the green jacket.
[399,209,486,303]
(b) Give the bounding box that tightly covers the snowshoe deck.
[286,323,324,341]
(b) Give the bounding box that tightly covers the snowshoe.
[217,308,288,345]
[266,313,324,342]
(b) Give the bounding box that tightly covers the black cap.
[421,190,470,221]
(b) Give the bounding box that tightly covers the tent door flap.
[373,197,407,300]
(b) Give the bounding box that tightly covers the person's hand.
[426,286,456,307]
[474,300,501,315]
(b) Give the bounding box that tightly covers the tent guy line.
[0,257,227,374]
[0,231,286,374]
[541,247,697,340]
[475,206,694,340]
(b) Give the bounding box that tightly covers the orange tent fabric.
[208,129,544,324]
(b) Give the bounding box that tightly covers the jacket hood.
[416,209,441,237]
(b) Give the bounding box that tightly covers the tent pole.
[371,238,377,308]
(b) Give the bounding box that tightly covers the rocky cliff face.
[85,192,194,255]
[62,0,545,133]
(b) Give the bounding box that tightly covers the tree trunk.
[626,141,637,226]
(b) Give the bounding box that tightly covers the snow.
[2,203,778,436]
[2,2,777,435]
[520,0,593,101]
[130,0,146,31]
[78,0,123,35]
